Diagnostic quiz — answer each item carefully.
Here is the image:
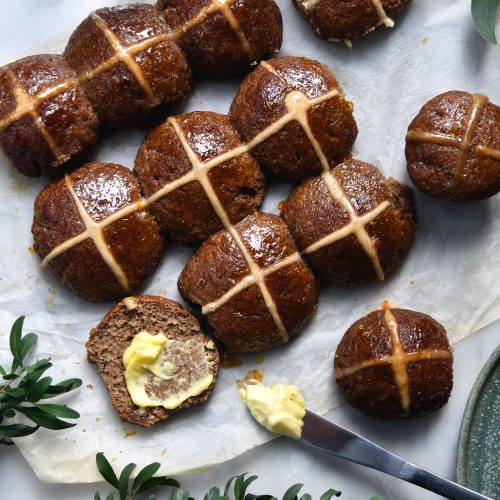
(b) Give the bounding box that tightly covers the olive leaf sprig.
[0,316,82,444]
[471,0,499,45]
[95,452,342,500]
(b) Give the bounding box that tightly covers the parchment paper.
[0,0,498,484]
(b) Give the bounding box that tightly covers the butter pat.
[238,374,305,439]
[123,331,213,410]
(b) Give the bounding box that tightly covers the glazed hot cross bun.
[178,212,318,353]
[0,55,99,176]
[406,91,500,202]
[229,56,358,181]
[134,111,265,246]
[293,0,411,43]
[32,162,164,302]
[280,159,416,285]
[64,3,191,126]
[158,0,283,78]
[335,305,453,419]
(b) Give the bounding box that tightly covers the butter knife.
[300,410,490,500]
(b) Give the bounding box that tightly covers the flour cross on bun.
[0,71,77,162]
[334,306,453,419]
[406,91,500,201]
[0,55,99,176]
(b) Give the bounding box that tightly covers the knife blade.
[300,410,490,500]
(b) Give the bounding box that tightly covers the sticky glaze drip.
[0,70,72,161]
[90,13,159,105]
[169,117,289,342]
[64,175,132,292]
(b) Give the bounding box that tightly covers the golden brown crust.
[134,111,265,246]
[334,308,453,419]
[0,55,99,176]
[280,159,416,285]
[64,4,191,126]
[229,56,357,181]
[87,295,220,427]
[406,91,500,202]
[161,0,283,78]
[32,162,164,302]
[293,0,411,41]
[178,212,318,353]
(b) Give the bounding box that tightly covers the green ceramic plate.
[457,346,500,499]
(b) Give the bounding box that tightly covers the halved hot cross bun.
[32,162,164,302]
[134,111,265,246]
[406,91,500,202]
[334,305,453,419]
[158,0,283,78]
[178,212,318,353]
[229,56,358,181]
[293,0,411,42]
[0,55,99,176]
[64,3,191,126]
[281,159,416,285]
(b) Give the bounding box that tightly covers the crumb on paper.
[158,288,167,296]
[111,457,118,462]
[277,200,284,210]
[255,355,265,365]
[407,278,416,285]
[86,384,93,389]
[161,449,167,457]
[48,287,56,295]
[422,37,429,44]
[28,246,35,253]
[222,357,242,368]
[123,428,137,439]
[82,428,87,433]
[95,417,101,423]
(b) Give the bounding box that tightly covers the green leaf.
[299,495,312,500]
[0,423,39,438]
[26,376,52,402]
[148,495,157,500]
[282,483,304,500]
[96,452,120,489]
[118,462,136,500]
[94,492,102,500]
[106,493,115,500]
[35,404,80,419]
[41,378,82,398]
[23,359,52,383]
[234,474,258,500]
[169,489,191,500]
[320,489,342,499]
[136,477,179,494]
[19,332,37,362]
[2,408,15,418]
[5,387,25,398]
[471,0,499,45]
[224,475,238,496]
[0,365,6,377]
[17,406,76,430]
[131,462,161,494]
[2,373,18,381]
[9,316,25,371]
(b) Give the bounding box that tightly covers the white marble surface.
[0,1,499,499]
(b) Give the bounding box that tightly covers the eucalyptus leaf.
[96,452,120,489]
[471,0,499,44]
[17,406,76,430]
[35,403,80,419]
[282,483,304,500]
[118,462,136,500]
[131,462,161,494]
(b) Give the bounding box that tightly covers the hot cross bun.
[229,56,358,181]
[32,162,164,302]
[406,91,500,202]
[280,159,416,285]
[159,0,283,78]
[293,0,411,43]
[134,111,265,246]
[64,3,191,126]
[0,55,99,176]
[334,306,453,419]
[178,212,318,353]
